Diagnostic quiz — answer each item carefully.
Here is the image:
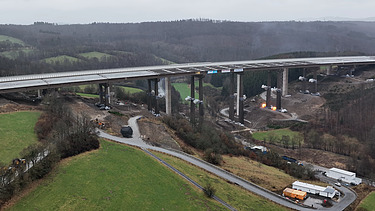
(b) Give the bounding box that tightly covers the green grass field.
[42,55,81,64]
[0,49,34,59]
[172,83,200,102]
[153,151,289,211]
[79,51,113,60]
[0,111,41,164]
[76,93,99,98]
[8,140,225,211]
[119,86,143,94]
[76,85,143,96]
[252,128,302,145]
[358,191,375,211]
[0,35,25,45]
[172,82,222,101]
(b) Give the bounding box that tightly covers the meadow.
[0,111,41,164]
[7,140,225,210]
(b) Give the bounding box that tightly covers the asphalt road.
[97,116,355,211]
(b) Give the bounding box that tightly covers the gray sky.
[1,0,375,24]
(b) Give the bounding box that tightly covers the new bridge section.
[0,56,375,123]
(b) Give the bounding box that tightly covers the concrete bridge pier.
[154,78,160,115]
[198,75,204,126]
[282,68,288,96]
[266,70,271,108]
[146,79,160,115]
[98,83,111,106]
[147,79,152,112]
[99,83,105,105]
[106,84,111,106]
[302,68,307,93]
[313,70,318,94]
[236,73,244,124]
[327,65,333,76]
[165,77,172,115]
[37,89,42,99]
[229,72,235,121]
[190,75,195,125]
[276,70,282,110]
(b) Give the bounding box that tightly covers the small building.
[283,188,307,200]
[326,168,362,185]
[292,181,337,198]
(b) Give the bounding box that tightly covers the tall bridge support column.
[302,68,307,93]
[282,68,289,96]
[236,74,241,116]
[37,89,42,98]
[147,79,152,112]
[198,75,204,126]
[327,65,333,76]
[313,70,318,94]
[229,72,235,121]
[99,83,105,105]
[154,78,160,115]
[266,70,271,107]
[276,90,282,109]
[190,75,195,125]
[105,84,110,106]
[276,70,282,110]
[237,73,244,124]
[98,83,110,106]
[165,77,172,115]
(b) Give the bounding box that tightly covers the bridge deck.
[0,56,374,93]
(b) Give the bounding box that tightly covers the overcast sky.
[1,0,375,24]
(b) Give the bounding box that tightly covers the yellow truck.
[283,188,307,200]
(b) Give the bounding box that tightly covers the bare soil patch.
[138,118,181,150]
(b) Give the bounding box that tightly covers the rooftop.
[329,168,355,176]
[293,181,331,192]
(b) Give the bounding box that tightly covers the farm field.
[0,111,41,164]
[252,128,302,146]
[0,35,25,45]
[153,151,289,211]
[0,49,34,60]
[7,140,225,211]
[76,93,99,98]
[42,55,81,64]
[172,82,221,101]
[358,191,375,210]
[78,85,143,94]
[78,51,113,60]
[119,86,143,94]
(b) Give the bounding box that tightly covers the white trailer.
[292,181,337,198]
[326,168,362,185]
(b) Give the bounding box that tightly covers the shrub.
[203,183,216,198]
[203,149,222,165]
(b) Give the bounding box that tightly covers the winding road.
[97,116,355,211]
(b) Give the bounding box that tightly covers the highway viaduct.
[1,56,375,124]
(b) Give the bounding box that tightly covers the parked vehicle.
[283,188,307,200]
[121,126,133,138]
